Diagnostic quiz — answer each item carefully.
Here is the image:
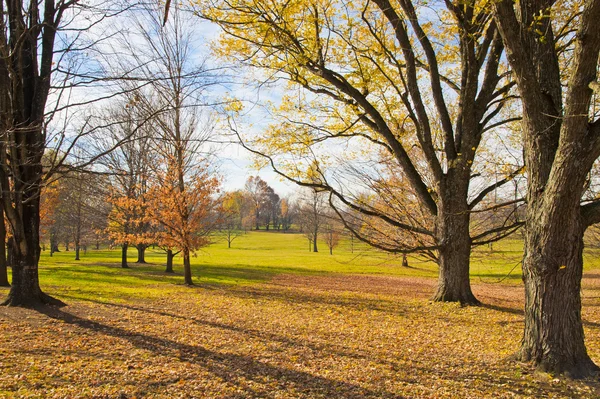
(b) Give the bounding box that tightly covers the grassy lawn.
[1,232,600,398]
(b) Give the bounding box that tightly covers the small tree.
[220,191,245,248]
[323,212,341,255]
[297,188,327,253]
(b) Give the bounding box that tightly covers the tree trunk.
[183,248,192,285]
[313,229,318,253]
[165,249,174,273]
[75,244,80,261]
[0,206,9,287]
[121,244,129,268]
[402,253,408,267]
[50,238,59,254]
[2,193,61,307]
[519,209,597,377]
[6,237,15,267]
[431,182,479,305]
[136,244,147,263]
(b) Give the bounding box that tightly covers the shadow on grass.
[59,295,374,363]
[35,305,405,399]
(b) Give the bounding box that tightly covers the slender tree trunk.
[136,244,146,263]
[313,228,318,253]
[65,241,69,251]
[121,244,129,268]
[431,181,478,305]
[183,248,192,285]
[402,253,408,267]
[165,250,174,273]
[0,206,9,287]
[75,243,80,261]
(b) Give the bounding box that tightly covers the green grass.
[3,231,600,303]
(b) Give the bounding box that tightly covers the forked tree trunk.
[183,248,192,285]
[136,244,147,263]
[121,244,129,268]
[165,250,174,273]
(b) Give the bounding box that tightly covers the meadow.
[1,232,600,398]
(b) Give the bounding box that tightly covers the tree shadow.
[58,295,373,363]
[34,305,405,398]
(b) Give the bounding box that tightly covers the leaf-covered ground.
[1,272,600,398]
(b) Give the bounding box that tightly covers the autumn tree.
[279,197,296,232]
[297,188,327,252]
[492,0,600,377]
[220,191,246,248]
[244,176,275,230]
[55,171,107,261]
[322,211,341,255]
[205,0,522,304]
[0,0,103,305]
[98,101,156,269]
[123,3,221,285]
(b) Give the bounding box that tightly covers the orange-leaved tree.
[147,159,221,285]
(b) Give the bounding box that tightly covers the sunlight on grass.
[3,231,600,303]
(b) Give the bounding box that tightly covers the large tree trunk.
[121,244,129,268]
[2,188,61,307]
[0,206,8,287]
[165,249,174,273]
[520,205,597,377]
[183,248,192,285]
[136,244,147,264]
[431,177,478,305]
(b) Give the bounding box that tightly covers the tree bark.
[431,178,479,305]
[2,188,62,307]
[121,244,129,268]
[183,248,192,285]
[313,228,318,253]
[520,208,597,377]
[492,0,600,377]
[0,206,9,287]
[136,244,147,264]
[402,253,408,267]
[165,249,174,273]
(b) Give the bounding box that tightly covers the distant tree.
[279,197,296,232]
[220,191,245,248]
[244,176,272,230]
[297,189,327,253]
[323,212,342,255]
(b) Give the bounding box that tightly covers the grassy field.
[1,232,600,398]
